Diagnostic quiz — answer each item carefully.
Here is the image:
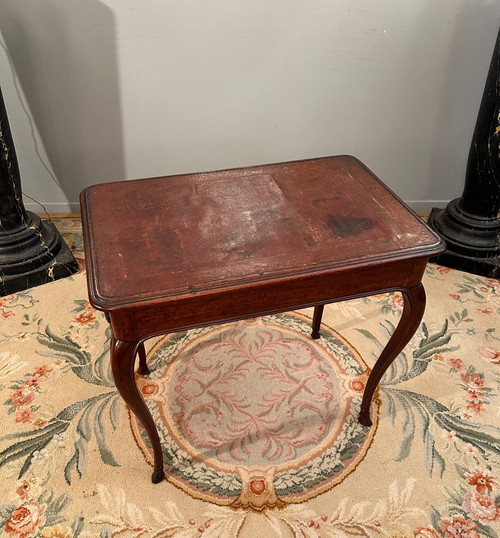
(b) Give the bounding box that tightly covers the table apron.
[106,257,428,341]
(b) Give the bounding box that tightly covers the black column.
[428,28,500,278]
[0,86,78,296]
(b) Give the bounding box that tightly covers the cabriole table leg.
[110,334,165,483]
[359,283,426,427]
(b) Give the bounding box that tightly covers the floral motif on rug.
[130,313,377,509]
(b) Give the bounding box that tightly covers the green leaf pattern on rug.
[0,299,120,486]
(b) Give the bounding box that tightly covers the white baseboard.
[24,202,80,214]
[405,200,449,212]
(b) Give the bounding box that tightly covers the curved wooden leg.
[359,283,426,427]
[110,335,165,483]
[311,304,324,339]
[137,342,150,376]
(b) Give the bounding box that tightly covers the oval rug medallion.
[130,313,379,509]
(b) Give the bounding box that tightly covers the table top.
[81,156,445,308]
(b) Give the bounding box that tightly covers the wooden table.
[80,156,445,483]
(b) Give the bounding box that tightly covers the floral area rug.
[1,216,500,537]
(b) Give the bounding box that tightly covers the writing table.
[81,156,445,483]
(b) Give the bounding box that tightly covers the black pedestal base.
[429,246,500,278]
[0,212,79,296]
[428,207,500,279]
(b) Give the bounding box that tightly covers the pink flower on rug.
[466,467,498,494]
[2,310,15,319]
[73,311,96,325]
[16,484,30,501]
[475,306,494,315]
[464,390,486,403]
[33,365,53,376]
[413,526,441,537]
[142,383,158,395]
[463,491,500,523]
[436,266,453,275]
[460,372,486,391]
[448,358,465,370]
[15,479,39,502]
[438,515,479,537]
[389,293,404,311]
[485,279,500,297]
[24,375,42,388]
[15,409,34,424]
[478,346,500,363]
[0,293,16,307]
[477,285,492,293]
[466,401,486,414]
[83,301,96,312]
[349,380,365,392]
[10,387,35,407]
[449,293,461,300]
[4,501,46,538]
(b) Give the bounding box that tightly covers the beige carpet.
[1,216,500,537]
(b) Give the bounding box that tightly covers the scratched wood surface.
[81,156,443,306]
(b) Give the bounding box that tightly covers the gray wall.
[0,0,499,213]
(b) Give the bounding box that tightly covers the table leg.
[359,283,426,427]
[110,334,165,483]
[311,304,324,339]
[137,342,150,375]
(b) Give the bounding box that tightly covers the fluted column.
[428,27,500,278]
[0,86,78,296]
